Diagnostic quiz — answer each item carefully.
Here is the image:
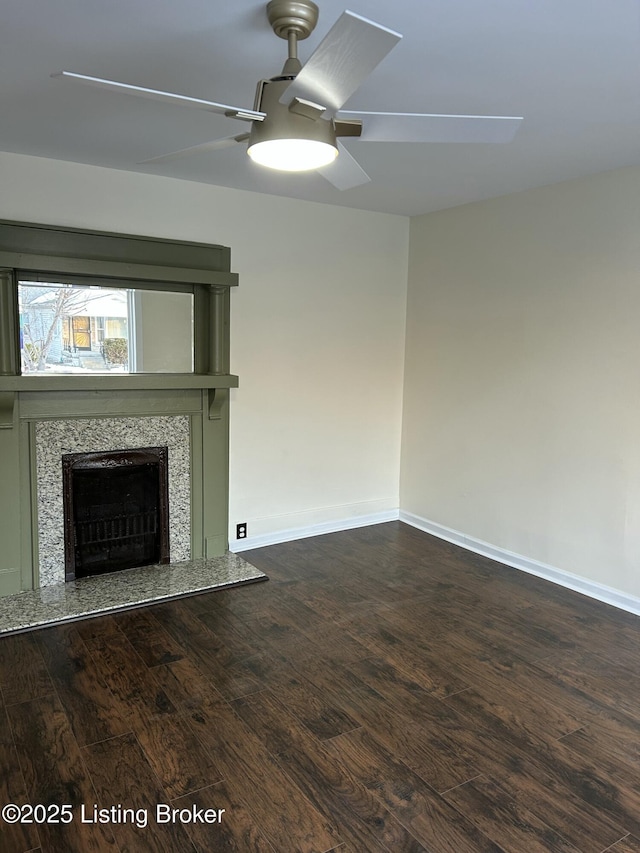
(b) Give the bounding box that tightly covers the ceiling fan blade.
[139,134,249,165]
[317,141,370,191]
[338,111,524,143]
[280,11,401,113]
[51,71,265,122]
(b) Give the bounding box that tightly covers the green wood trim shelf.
[0,374,239,393]
[0,376,238,428]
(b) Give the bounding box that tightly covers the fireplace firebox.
[62,446,170,581]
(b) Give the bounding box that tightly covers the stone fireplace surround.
[35,415,191,586]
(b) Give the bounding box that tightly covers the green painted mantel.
[0,220,238,597]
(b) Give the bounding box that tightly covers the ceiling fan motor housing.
[249,77,336,146]
[248,76,337,169]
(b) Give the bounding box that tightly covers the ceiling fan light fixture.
[247,137,337,171]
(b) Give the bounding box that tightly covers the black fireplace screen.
[62,446,170,581]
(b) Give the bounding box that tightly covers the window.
[18,282,194,375]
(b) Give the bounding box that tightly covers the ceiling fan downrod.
[267,0,319,76]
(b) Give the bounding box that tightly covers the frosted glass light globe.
[247,138,338,172]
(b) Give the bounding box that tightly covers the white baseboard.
[229,509,400,553]
[400,510,640,617]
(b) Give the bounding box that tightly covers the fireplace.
[62,446,170,581]
[34,416,192,587]
[0,220,238,600]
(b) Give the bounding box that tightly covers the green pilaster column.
[209,285,230,375]
[0,270,19,376]
[0,272,22,592]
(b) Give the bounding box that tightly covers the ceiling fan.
[52,0,523,191]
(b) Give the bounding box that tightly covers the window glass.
[18,282,194,374]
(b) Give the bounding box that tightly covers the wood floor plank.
[190,573,301,617]
[133,710,223,799]
[241,595,370,664]
[240,653,362,741]
[0,633,53,706]
[306,655,480,793]
[550,726,640,839]
[381,589,569,665]
[185,693,342,853]
[76,617,178,724]
[7,694,118,852]
[0,704,40,853]
[515,660,614,723]
[74,614,123,651]
[287,576,380,622]
[195,607,273,662]
[232,688,427,853]
[380,592,607,736]
[34,624,130,747]
[375,623,584,742]
[443,687,628,852]
[328,726,502,853]
[173,780,277,853]
[559,720,640,774]
[442,775,580,852]
[606,836,640,852]
[151,657,223,712]
[519,596,640,662]
[537,648,640,724]
[153,601,254,666]
[344,619,470,698]
[114,609,186,667]
[365,606,585,738]
[150,603,262,699]
[82,732,195,852]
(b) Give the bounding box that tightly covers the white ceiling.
[2,0,640,216]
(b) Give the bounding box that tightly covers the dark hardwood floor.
[1,521,640,852]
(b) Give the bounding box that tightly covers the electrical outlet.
[236,522,247,540]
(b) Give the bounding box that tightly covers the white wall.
[401,165,640,600]
[0,151,408,546]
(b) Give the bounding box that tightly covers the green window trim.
[0,220,238,404]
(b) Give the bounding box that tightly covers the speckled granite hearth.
[0,553,266,635]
